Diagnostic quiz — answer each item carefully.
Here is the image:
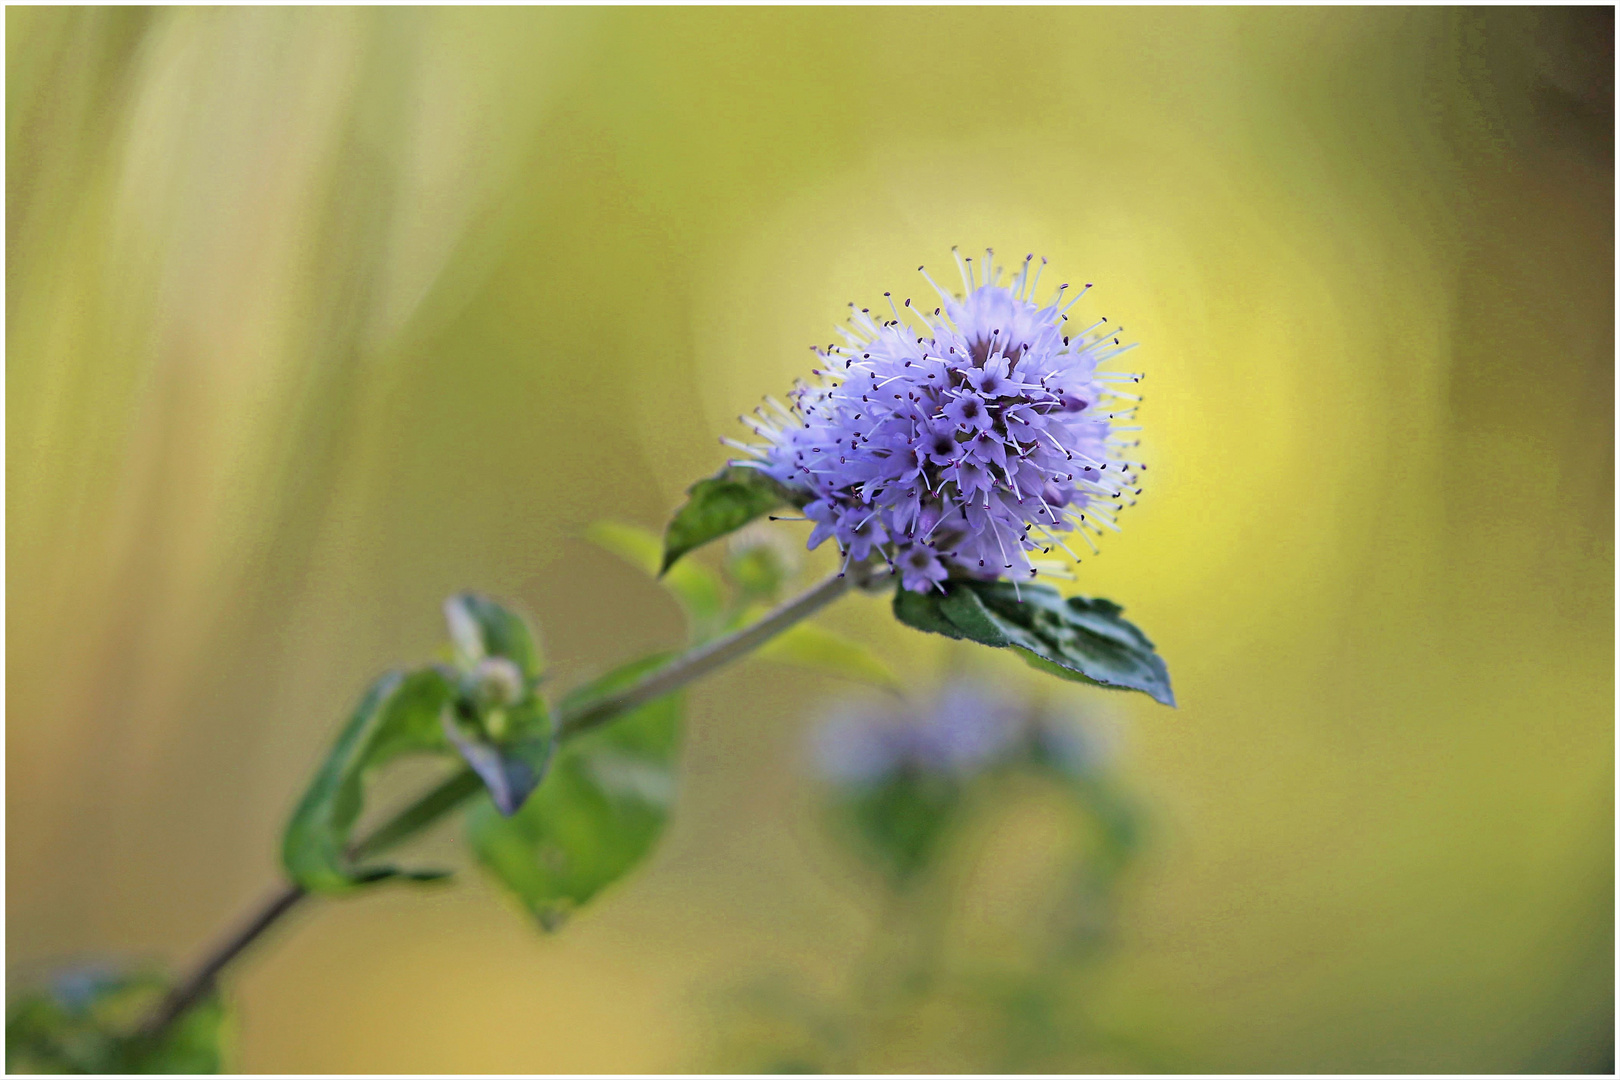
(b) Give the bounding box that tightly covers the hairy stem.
[138,569,860,1042]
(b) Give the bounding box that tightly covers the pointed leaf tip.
[660,465,801,574]
[892,580,1175,706]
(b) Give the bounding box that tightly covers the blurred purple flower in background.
[812,679,1115,786]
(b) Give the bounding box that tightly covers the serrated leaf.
[443,696,554,817]
[892,587,966,639]
[6,967,229,1074]
[587,520,726,635]
[661,465,797,574]
[445,592,542,680]
[892,581,1175,706]
[754,620,900,690]
[468,654,681,929]
[282,668,457,893]
[938,586,1012,645]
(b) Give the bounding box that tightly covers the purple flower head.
[729,250,1146,590]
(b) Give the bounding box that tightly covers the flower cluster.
[729,250,1145,592]
[812,679,1115,786]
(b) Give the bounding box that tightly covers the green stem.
[349,768,485,863]
[557,568,853,738]
[138,569,861,1043]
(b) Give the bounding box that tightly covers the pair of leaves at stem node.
[282,589,686,933]
[281,593,552,894]
[440,593,552,818]
[467,654,682,930]
[893,580,1176,707]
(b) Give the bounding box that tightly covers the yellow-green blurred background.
[8,6,1613,1073]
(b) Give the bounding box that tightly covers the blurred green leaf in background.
[707,680,1148,1073]
[7,968,229,1074]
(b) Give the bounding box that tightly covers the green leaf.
[892,581,1175,706]
[282,668,457,893]
[892,587,967,640]
[661,465,797,574]
[444,592,543,680]
[468,655,682,929]
[587,520,726,634]
[443,695,554,817]
[836,771,963,882]
[6,967,229,1074]
[754,619,901,690]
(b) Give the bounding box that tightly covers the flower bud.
[725,521,802,599]
[466,656,526,711]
